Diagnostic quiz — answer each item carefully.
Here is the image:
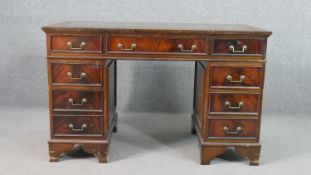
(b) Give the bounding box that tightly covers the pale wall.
[0,0,310,115]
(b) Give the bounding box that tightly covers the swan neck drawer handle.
[226,75,246,83]
[225,101,244,110]
[68,123,87,131]
[68,98,87,106]
[228,45,247,53]
[223,126,242,134]
[67,42,87,50]
[67,72,87,80]
[178,44,197,52]
[117,43,137,51]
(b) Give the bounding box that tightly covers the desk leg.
[82,143,109,163]
[48,142,75,162]
[48,141,108,163]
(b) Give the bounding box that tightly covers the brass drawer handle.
[223,126,242,134]
[67,72,87,80]
[228,45,247,53]
[68,98,87,106]
[225,101,244,110]
[67,42,86,50]
[226,75,246,83]
[68,123,87,131]
[178,44,197,52]
[117,43,136,51]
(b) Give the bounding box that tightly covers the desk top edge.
[42,21,272,36]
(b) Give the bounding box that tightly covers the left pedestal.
[47,58,117,163]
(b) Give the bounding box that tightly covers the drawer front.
[213,39,264,55]
[52,90,103,112]
[53,115,103,137]
[107,36,206,54]
[51,63,102,86]
[209,93,260,114]
[211,66,262,88]
[208,119,257,139]
[51,35,102,53]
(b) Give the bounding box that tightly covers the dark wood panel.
[52,90,103,111]
[209,93,260,114]
[208,119,257,139]
[211,66,262,88]
[213,39,264,55]
[53,115,103,137]
[107,36,206,54]
[51,63,102,86]
[51,35,102,53]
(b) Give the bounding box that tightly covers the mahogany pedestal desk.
[42,22,272,165]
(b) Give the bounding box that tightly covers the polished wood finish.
[193,59,265,165]
[51,35,102,53]
[209,93,260,114]
[107,36,206,54]
[42,22,271,165]
[192,114,261,165]
[210,66,262,89]
[207,119,258,139]
[53,115,103,137]
[213,39,264,55]
[52,90,103,111]
[51,62,102,86]
[46,56,117,162]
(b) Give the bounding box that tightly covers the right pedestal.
[192,60,265,166]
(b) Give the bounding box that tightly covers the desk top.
[42,21,272,36]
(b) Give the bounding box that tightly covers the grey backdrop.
[0,0,310,115]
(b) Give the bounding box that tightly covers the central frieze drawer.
[53,115,103,137]
[107,36,207,54]
[52,90,103,112]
